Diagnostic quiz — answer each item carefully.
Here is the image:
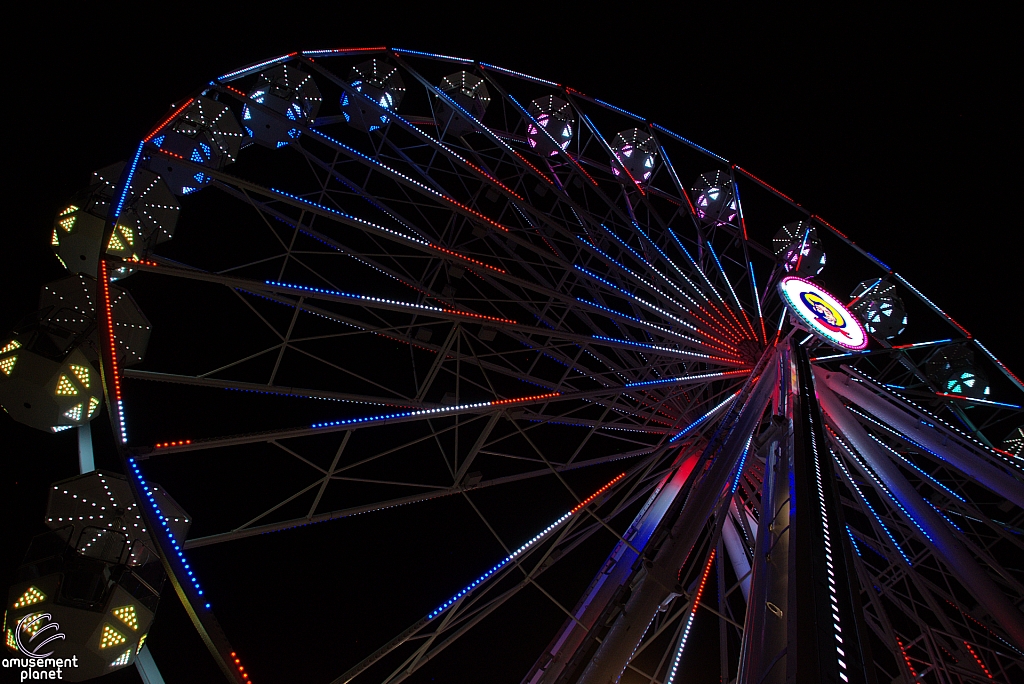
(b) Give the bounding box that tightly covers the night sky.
[2,8,1019,684]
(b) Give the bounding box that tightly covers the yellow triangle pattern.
[59,216,76,232]
[55,375,79,396]
[18,613,47,637]
[136,632,148,654]
[99,624,126,649]
[13,587,45,609]
[0,340,21,355]
[87,396,101,418]
[112,605,138,630]
[52,229,60,246]
[59,205,78,216]
[69,364,92,388]
[0,356,16,376]
[111,649,132,667]
[118,225,134,245]
[107,232,125,251]
[64,403,83,421]
[5,629,15,650]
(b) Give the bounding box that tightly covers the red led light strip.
[222,84,246,97]
[894,636,918,680]
[144,98,195,142]
[230,652,253,682]
[437,195,510,233]
[680,186,698,217]
[944,598,1017,649]
[511,150,553,185]
[156,148,185,160]
[491,392,561,407]
[570,472,626,513]
[733,166,799,205]
[460,159,525,201]
[427,244,505,272]
[810,214,849,240]
[98,260,125,439]
[155,440,192,449]
[963,641,994,679]
[441,309,517,325]
[689,548,716,612]
[537,232,560,257]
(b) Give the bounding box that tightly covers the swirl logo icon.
[778,276,868,350]
[15,613,65,658]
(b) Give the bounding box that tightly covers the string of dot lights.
[426,473,625,621]
[64,45,1023,683]
[664,548,716,684]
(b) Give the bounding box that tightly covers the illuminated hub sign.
[779,276,868,350]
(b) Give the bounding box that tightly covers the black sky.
[2,7,1020,683]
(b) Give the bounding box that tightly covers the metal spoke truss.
[54,46,1022,682]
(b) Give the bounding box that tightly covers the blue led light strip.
[575,238,733,351]
[667,229,729,308]
[113,142,144,219]
[263,280,515,326]
[650,122,730,164]
[128,458,210,608]
[867,433,966,503]
[425,473,625,620]
[749,261,767,344]
[311,393,559,429]
[705,240,755,339]
[865,253,891,271]
[925,498,963,532]
[833,429,927,545]
[730,435,754,494]
[846,525,862,557]
[593,98,644,121]
[575,297,717,351]
[831,444,914,566]
[590,335,719,361]
[668,392,740,443]
[624,370,749,388]
[572,265,735,358]
[831,444,913,565]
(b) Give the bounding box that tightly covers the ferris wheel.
[3,46,1023,684]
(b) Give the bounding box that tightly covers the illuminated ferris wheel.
[2,47,1023,683]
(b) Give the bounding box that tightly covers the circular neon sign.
[779,276,869,350]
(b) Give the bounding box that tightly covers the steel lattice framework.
[58,47,1024,683]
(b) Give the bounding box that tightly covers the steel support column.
[816,374,1024,651]
[786,345,875,684]
[819,369,1024,509]
[575,351,778,684]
